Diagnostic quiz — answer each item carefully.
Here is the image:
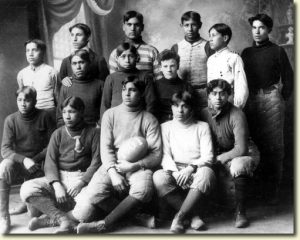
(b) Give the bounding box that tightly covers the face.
[160,59,178,79]
[117,50,137,69]
[62,105,82,128]
[26,42,43,66]
[181,19,201,40]
[251,20,269,44]
[209,28,227,51]
[17,92,35,114]
[122,82,141,107]
[171,100,192,123]
[70,27,89,50]
[71,55,89,78]
[208,86,229,110]
[123,17,143,40]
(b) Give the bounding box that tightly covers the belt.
[251,85,277,95]
[193,84,207,89]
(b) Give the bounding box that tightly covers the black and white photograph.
[0,0,294,234]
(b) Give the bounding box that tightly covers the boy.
[100,42,156,120]
[200,79,260,228]
[0,86,55,234]
[75,76,162,233]
[60,23,109,87]
[241,14,293,203]
[207,23,248,108]
[109,11,161,80]
[154,49,190,123]
[20,96,101,233]
[171,11,214,110]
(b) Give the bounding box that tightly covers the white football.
[117,137,148,163]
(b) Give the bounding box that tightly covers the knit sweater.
[200,103,249,161]
[44,124,100,184]
[161,120,214,172]
[101,104,162,172]
[59,48,109,82]
[57,76,103,127]
[1,109,56,163]
[100,68,156,121]
[241,40,293,100]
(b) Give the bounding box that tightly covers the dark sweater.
[100,68,156,121]
[154,76,189,123]
[1,109,56,163]
[45,125,101,184]
[59,49,109,82]
[57,77,103,127]
[241,40,293,100]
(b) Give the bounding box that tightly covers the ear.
[135,55,140,63]
[223,35,229,43]
[140,23,144,32]
[198,22,202,29]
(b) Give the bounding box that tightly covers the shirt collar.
[29,63,44,71]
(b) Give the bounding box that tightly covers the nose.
[125,56,130,63]
[21,100,26,106]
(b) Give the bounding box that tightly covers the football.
[117,136,148,163]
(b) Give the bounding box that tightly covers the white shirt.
[207,47,249,108]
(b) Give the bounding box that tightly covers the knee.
[72,202,96,222]
[0,159,15,181]
[153,169,168,189]
[191,167,216,194]
[230,157,257,178]
[130,171,154,202]
[20,178,43,202]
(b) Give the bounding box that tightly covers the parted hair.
[116,42,139,57]
[24,39,46,54]
[69,23,91,38]
[171,89,196,112]
[70,49,91,63]
[122,75,146,95]
[61,96,85,113]
[181,11,202,25]
[248,13,273,32]
[16,86,37,104]
[123,10,144,24]
[158,49,180,65]
[209,23,232,44]
[207,79,232,95]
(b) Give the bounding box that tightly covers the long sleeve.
[279,47,293,100]
[161,124,178,172]
[108,50,118,74]
[97,56,109,81]
[99,75,113,122]
[59,57,69,81]
[196,122,214,166]
[17,70,24,88]
[56,87,67,127]
[50,68,60,106]
[151,47,162,81]
[144,73,157,114]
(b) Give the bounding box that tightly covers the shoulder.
[229,105,246,121]
[109,48,117,57]
[4,112,18,125]
[85,125,100,137]
[142,111,159,125]
[195,120,210,131]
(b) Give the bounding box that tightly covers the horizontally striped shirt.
[109,40,161,80]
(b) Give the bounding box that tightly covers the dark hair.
[209,23,232,44]
[70,49,91,63]
[16,86,37,104]
[123,10,144,24]
[248,13,273,32]
[171,90,196,113]
[158,49,180,65]
[69,23,91,38]
[122,75,146,95]
[61,96,85,113]
[181,11,202,25]
[207,79,232,95]
[24,39,46,54]
[116,42,139,57]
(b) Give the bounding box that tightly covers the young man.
[154,49,190,123]
[207,23,248,109]
[108,11,161,80]
[0,86,56,234]
[57,49,103,127]
[100,42,156,120]
[59,23,109,87]
[171,11,214,111]
[241,14,293,203]
[200,79,260,228]
[153,90,216,233]
[75,76,162,233]
[20,96,101,233]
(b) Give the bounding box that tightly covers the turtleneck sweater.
[241,39,293,100]
[100,68,156,121]
[1,109,56,163]
[57,75,103,127]
[44,121,101,184]
[101,103,162,172]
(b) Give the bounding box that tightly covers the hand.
[109,170,129,193]
[52,182,67,204]
[115,161,135,174]
[216,155,229,165]
[23,158,35,170]
[62,77,73,87]
[67,179,85,198]
[176,167,194,188]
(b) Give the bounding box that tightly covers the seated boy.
[153,90,216,233]
[200,79,260,228]
[0,86,55,234]
[20,96,101,233]
[207,23,248,108]
[75,76,162,233]
[154,49,190,123]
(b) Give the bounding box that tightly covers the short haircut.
[116,42,139,57]
[24,39,46,54]
[158,49,180,65]
[123,10,143,24]
[122,75,146,95]
[248,13,273,32]
[207,79,232,95]
[181,11,202,24]
[61,96,85,113]
[209,23,232,44]
[69,23,91,38]
[16,86,37,103]
[171,89,196,112]
[70,49,91,63]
